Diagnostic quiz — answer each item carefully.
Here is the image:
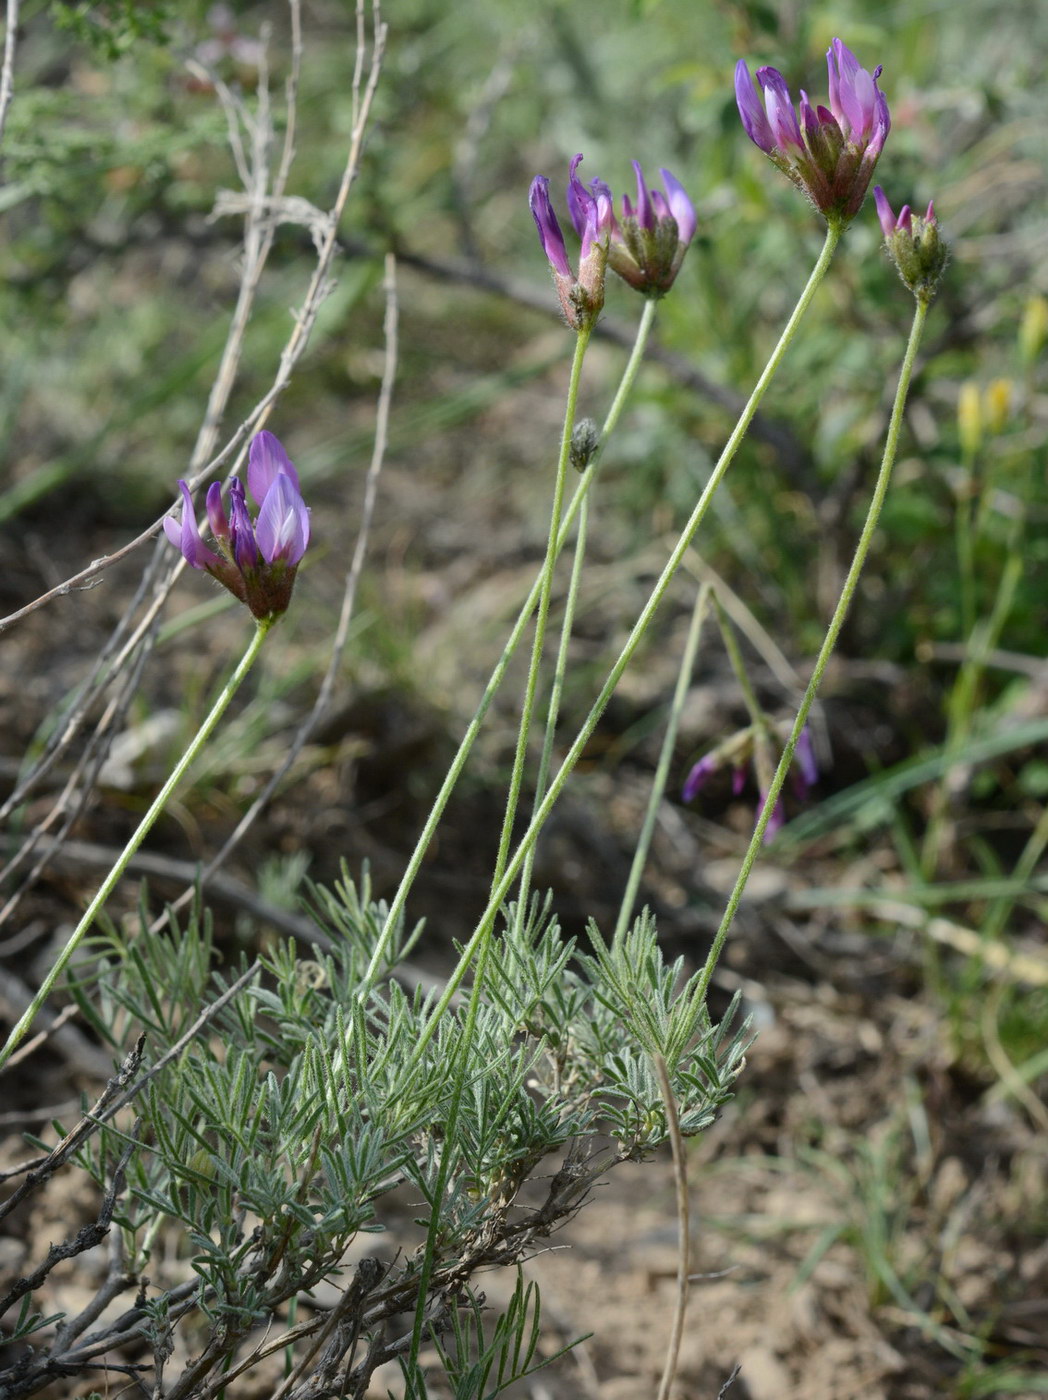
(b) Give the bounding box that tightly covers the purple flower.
[601,161,697,298]
[682,752,718,804]
[792,725,819,796]
[874,185,914,238]
[735,38,890,227]
[873,187,949,302]
[248,428,302,501]
[530,155,612,331]
[531,176,573,280]
[164,430,310,620]
[683,723,819,843]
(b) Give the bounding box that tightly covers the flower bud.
[873,187,949,302]
[570,418,601,473]
[530,156,611,332]
[984,379,1012,436]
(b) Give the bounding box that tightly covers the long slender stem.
[401,303,660,1368]
[0,0,20,151]
[516,492,591,930]
[713,591,767,738]
[0,619,273,1070]
[694,293,931,1005]
[491,327,591,891]
[654,1053,690,1400]
[408,224,842,1059]
[359,299,660,991]
[516,298,665,925]
[711,589,778,800]
[614,582,711,940]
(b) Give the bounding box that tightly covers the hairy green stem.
[711,589,778,797]
[409,224,842,1059]
[359,298,660,991]
[515,491,591,931]
[614,582,711,940]
[0,618,273,1070]
[695,293,931,1005]
[399,302,660,1371]
[491,326,591,891]
[713,590,767,738]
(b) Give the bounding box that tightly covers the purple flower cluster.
[683,725,819,842]
[164,430,310,620]
[603,160,697,298]
[530,155,696,324]
[735,39,890,227]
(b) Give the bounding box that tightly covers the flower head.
[530,155,612,331]
[164,429,310,620]
[735,39,890,228]
[683,723,819,843]
[600,161,697,298]
[873,187,949,302]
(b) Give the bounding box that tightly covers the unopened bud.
[570,419,600,472]
[873,187,949,303]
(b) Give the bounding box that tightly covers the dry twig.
[653,1053,690,1400]
[0,0,19,149]
[0,1,387,962]
[154,248,399,934]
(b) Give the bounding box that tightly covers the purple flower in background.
[759,788,786,839]
[873,186,949,301]
[164,429,310,620]
[735,38,890,227]
[530,155,612,331]
[681,752,719,804]
[601,162,697,298]
[683,723,819,843]
[792,725,819,796]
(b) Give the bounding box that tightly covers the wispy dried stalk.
[0,2,387,969]
[0,0,19,149]
[153,248,399,935]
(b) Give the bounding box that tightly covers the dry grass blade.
[653,1052,690,1400]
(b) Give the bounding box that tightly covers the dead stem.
[0,3,387,963]
[654,1052,690,1400]
[0,0,19,149]
[153,248,399,935]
